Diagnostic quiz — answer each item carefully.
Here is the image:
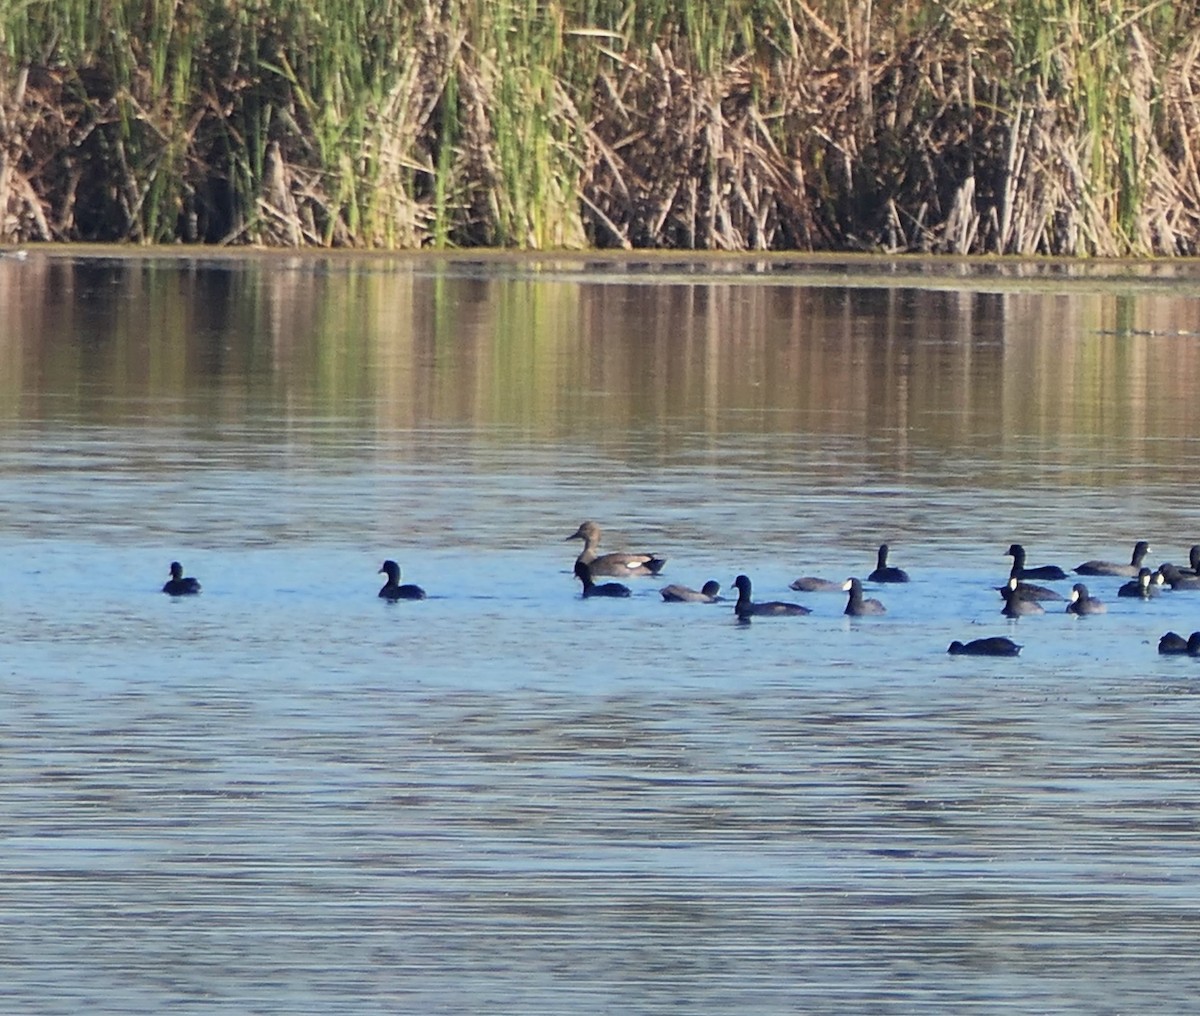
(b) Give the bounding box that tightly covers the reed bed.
[1,0,1197,253]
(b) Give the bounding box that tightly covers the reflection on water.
[3,250,1200,1013]
[6,254,1200,460]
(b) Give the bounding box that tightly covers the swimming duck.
[1117,567,1161,599]
[575,559,631,598]
[660,580,721,603]
[567,521,666,577]
[867,544,909,583]
[1157,631,1200,655]
[731,574,811,618]
[1001,577,1045,617]
[1074,540,1150,577]
[995,578,1064,602]
[1066,582,1106,615]
[947,636,1022,657]
[789,575,843,592]
[378,560,426,600]
[162,561,201,596]
[1158,563,1200,591]
[843,577,886,616]
[1162,545,1200,576]
[1007,544,1068,581]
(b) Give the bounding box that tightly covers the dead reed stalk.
[0,0,1198,253]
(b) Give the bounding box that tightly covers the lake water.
[4,249,1200,1013]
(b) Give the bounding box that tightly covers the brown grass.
[0,0,1198,253]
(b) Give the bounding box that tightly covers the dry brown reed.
[1,0,1198,253]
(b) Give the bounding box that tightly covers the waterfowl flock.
[161,531,1200,659]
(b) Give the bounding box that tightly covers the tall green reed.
[0,0,1198,252]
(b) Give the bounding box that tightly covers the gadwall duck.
[1074,540,1150,577]
[378,560,426,601]
[567,521,666,577]
[162,561,201,596]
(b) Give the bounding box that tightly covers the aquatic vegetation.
[0,0,1196,253]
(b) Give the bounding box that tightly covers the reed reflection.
[3,255,1200,487]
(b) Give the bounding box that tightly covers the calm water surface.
[4,250,1200,1013]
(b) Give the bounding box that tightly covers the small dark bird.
[1066,582,1106,615]
[1159,545,1200,577]
[948,637,1022,657]
[1158,632,1200,655]
[1007,543,1068,581]
[162,561,201,596]
[1074,540,1150,577]
[575,559,631,598]
[1117,568,1161,599]
[1001,577,1045,617]
[868,543,909,583]
[731,574,811,619]
[660,580,721,603]
[567,521,665,577]
[843,577,886,616]
[790,575,843,592]
[1159,563,1200,590]
[996,578,1064,602]
[378,559,426,601]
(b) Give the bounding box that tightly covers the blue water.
[3,252,1200,1013]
